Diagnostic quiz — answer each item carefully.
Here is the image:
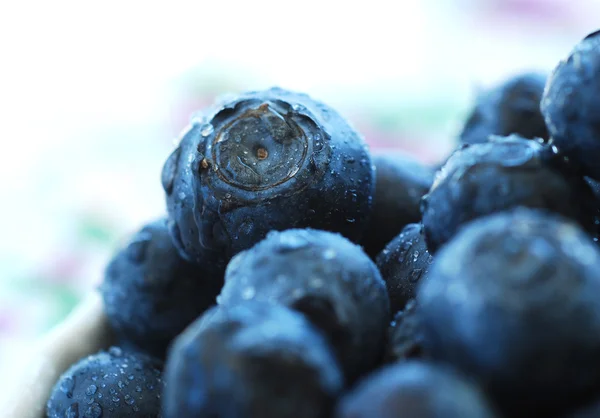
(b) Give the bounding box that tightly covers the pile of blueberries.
[46,30,600,418]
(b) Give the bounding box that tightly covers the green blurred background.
[0,0,598,375]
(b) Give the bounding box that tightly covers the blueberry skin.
[376,223,433,312]
[335,361,497,418]
[361,153,433,258]
[101,218,225,359]
[162,302,343,418]
[460,72,549,145]
[421,135,597,253]
[162,87,375,261]
[385,300,424,363]
[418,208,600,417]
[541,30,600,180]
[46,347,164,418]
[217,228,389,383]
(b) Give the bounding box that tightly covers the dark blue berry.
[361,153,433,258]
[335,361,497,418]
[385,300,423,363]
[101,218,225,358]
[541,30,600,180]
[376,223,432,312]
[217,228,389,383]
[46,347,163,418]
[421,135,597,252]
[418,208,600,417]
[460,72,549,145]
[162,87,375,261]
[162,302,343,418]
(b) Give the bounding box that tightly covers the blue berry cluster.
[45,32,600,416]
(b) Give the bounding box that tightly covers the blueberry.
[460,72,548,145]
[541,30,600,180]
[162,87,375,261]
[335,361,497,418]
[46,347,163,418]
[385,300,423,363]
[361,153,433,258]
[217,228,389,383]
[376,223,432,312]
[421,135,597,252]
[162,302,343,418]
[418,208,600,417]
[101,218,225,359]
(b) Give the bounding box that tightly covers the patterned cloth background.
[0,0,598,382]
